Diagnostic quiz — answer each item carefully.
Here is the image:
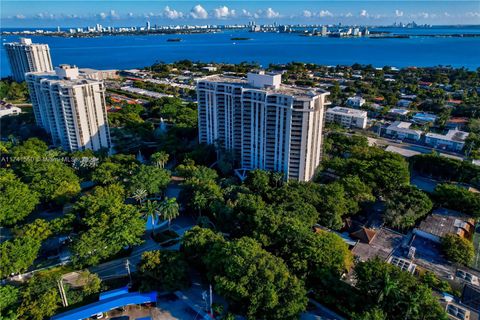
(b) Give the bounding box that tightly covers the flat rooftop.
[426,129,469,142]
[327,106,367,116]
[351,227,404,262]
[27,71,103,86]
[79,68,118,74]
[417,208,475,239]
[386,121,422,134]
[198,74,328,98]
[413,112,437,121]
[389,108,410,115]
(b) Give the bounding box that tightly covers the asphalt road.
[366,135,464,160]
[338,130,465,161]
[90,224,193,280]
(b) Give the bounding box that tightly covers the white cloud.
[318,10,333,17]
[143,12,156,18]
[466,12,480,17]
[110,10,120,20]
[303,10,313,18]
[253,8,280,19]
[15,14,26,19]
[36,12,55,19]
[127,12,134,18]
[395,10,404,17]
[190,4,208,19]
[345,12,353,17]
[96,10,120,20]
[265,8,280,19]
[163,6,183,19]
[213,6,236,19]
[360,9,368,17]
[240,9,253,17]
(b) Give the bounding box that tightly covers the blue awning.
[51,291,157,320]
[99,286,129,300]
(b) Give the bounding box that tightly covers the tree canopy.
[9,138,81,204]
[137,250,189,292]
[71,184,144,266]
[354,258,448,320]
[18,269,62,320]
[433,183,480,216]
[0,169,39,226]
[0,219,52,278]
[410,153,480,188]
[0,285,20,319]
[383,185,433,229]
[128,165,171,196]
[268,219,352,284]
[323,146,410,195]
[441,234,475,265]
[204,237,308,320]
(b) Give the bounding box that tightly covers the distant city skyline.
[2,1,480,27]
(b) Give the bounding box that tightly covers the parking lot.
[97,296,204,320]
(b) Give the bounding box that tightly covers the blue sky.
[2,1,480,27]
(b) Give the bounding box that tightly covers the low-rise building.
[412,112,437,123]
[414,208,475,243]
[346,96,366,107]
[447,99,463,107]
[425,129,469,152]
[397,99,412,108]
[388,108,410,117]
[400,93,417,100]
[351,227,404,262]
[0,102,21,118]
[462,284,480,313]
[201,66,217,72]
[79,68,119,80]
[446,117,469,130]
[385,121,422,141]
[325,106,368,129]
[440,295,478,320]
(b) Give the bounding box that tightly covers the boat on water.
[167,38,182,42]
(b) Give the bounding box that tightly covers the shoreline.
[3,29,480,39]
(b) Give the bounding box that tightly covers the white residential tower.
[4,38,53,82]
[197,71,329,181]
[26,65,111,152]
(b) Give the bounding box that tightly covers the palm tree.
[159,197,179,229]
[132,188,147,204]
[142,200,161,235]
[151,151,169,169]
[271,172,284,188]
[197,216,216,230]
[377,273,400,305]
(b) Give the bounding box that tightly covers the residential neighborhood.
[1,4,480,319]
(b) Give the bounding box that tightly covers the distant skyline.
[2,1,480,28]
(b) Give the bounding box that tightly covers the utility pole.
[57,279,68,307]
[209,284,213,316]
[125,259,132,286]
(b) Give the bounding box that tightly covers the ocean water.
[1,27,480,77]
